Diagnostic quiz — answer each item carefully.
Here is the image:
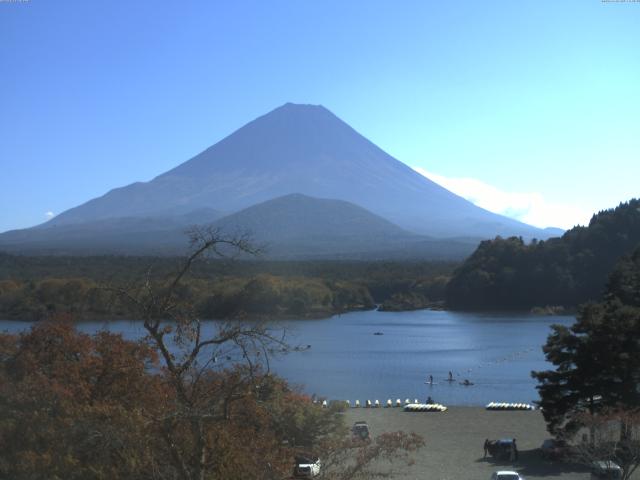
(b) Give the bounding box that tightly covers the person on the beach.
[483,439,490,458]
[429,374,433,384]
[448,371,453,381]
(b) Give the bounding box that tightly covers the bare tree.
[110,226,289,480]
[106,226,425,480]
[571,408,640,480]
[320,431,425,479]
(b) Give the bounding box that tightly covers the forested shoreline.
[4,199,640,321]
[0,255,454,321]
[446,199,640,311]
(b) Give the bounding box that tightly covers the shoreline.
[0,303,577,323]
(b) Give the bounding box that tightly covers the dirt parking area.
[343,407,594,480]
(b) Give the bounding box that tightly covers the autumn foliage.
[0,316,164,478]
[0,317,422,479]
[0,230,424,479]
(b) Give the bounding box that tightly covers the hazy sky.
[1,0,639,232]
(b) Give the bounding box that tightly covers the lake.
[0,309,574,406]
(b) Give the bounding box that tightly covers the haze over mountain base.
[0,103,560,258]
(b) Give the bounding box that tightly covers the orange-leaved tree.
[0,227,425,479]
[0,315,165,479]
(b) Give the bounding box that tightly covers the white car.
[293,456,321,477]
[591,461,622,480]
[491,470,525,480]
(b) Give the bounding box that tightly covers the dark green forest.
[0,255,454,321]
[531,246,640,480]
[446,199,640,310]
[4,198,640,319]
[534,246,640,433]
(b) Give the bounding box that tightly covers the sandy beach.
[343,407,599,480]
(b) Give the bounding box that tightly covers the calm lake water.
[0,309,574,406]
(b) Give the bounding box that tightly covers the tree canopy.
[446,199,640,310]
[532,247,640,436]
[0,254,455,321]
[0,228,425,479]
[0,319,352,479]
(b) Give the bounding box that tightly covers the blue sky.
[1,0,639,232]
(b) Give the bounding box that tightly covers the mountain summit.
[47,103,547,238]
[2,103,555,256]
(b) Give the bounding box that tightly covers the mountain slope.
[210,194,474,259]
[0,194,479,259]
[213,193,414,242]
[43,103,551,239]
[0,209,223,255]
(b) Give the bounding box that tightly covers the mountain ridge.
[41,103,551,239]
[1,103,562,258]
[0,193,479,259]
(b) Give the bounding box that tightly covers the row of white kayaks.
[404,403,448,412]
[321,398,448,409]
[486,402,535,410]
[343,399,423,408]
[320,399,530,411]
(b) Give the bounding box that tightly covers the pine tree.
[532,247,640,436]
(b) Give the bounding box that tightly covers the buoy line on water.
[424,346,537,386]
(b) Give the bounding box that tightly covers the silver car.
[491,470,525,480]
[591,461,622,480]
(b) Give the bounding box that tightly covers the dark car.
[351,421,370,441]
[540,438,573,461]
[487,438,517,461]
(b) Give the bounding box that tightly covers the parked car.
[490,470,524,480]
[487,438,518,461]
[540,438,573,461]
[352,421,370,441]
[293,455,321,478]
[591,461,622,480]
